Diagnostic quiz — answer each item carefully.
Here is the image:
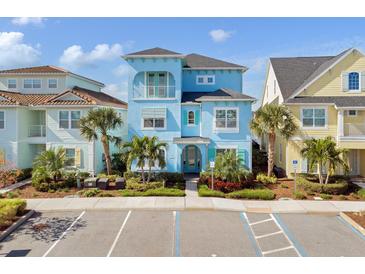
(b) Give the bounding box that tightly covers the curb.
[0,210,35,242]
[339,212,365,237]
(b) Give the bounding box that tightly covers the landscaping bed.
[0,199,27,233]
[345,212,365,229]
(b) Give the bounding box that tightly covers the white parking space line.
[255,230,283,239]
[42,211,85,257]
[262,246,295,256]
[106,210,132,257]
[249,218,273,226]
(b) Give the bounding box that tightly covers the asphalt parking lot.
[1,210,365,257]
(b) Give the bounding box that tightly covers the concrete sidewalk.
[25,196,365,214]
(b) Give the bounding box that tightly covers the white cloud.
[59,43,123,69]
[102,82,128,102]
[11,17,45,26]
[113,64,129,77]
[209,29,234,43]
[0,32,40,68]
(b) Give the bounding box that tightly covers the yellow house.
[261,48,365,177]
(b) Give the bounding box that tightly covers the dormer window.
[7,79,16,89]
[196,75,215,85]
[348,72,360,91]
[24,79,41,89]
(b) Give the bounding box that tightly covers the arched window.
[188,111,195,125]
[348,72,360,90]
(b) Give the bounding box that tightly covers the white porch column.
[337,110,344,140]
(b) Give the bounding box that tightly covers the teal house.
[123,47,255,173]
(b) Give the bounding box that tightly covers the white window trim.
[213,107,239,133]
[48,78,58,89]
[347,71,361,93]
[58,110,81,130]
[7,79,17,89]
[141,117,167,131]
[300,106,328,130]
[347,110,358,117]
[196,75,215,85]
[0,110,5,130]
[187,110,195,126]
[23,78,42,89]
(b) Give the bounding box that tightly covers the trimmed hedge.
[198,185,225,198]
[297,177,348,195]
[119,188,185,197]
[293,191,307,200]
[357,189,365,199]
[126,180,163,191]
[0,199,27,226]
[256,173,278,184]
[226,189,276,200]
[124,171,185,189]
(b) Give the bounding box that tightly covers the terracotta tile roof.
[0,86,127,108]
[0,65,67,74]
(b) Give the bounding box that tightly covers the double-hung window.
[214,107,239,132]
[147,72,167,98]
[196,75,215,85]
[0,111,5,129]
[59,110,81,129]
[65,148,76,167]
[188,111,195,125]
[48,79,57,89]
[142,108,166,130]
[7,79,16,89]
[301,107,326,128]
[24,79,41,89]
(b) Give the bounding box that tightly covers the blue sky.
[1,17,365,107]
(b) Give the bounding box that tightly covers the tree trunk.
[141,166,146,184]
[318,162,323,184]
[147,165,152,183]
[101,135,112,175]
[267,132,276,177]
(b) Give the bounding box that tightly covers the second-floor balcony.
[28,125,46,137]
[133,85,176,100]
[344,123,365,137]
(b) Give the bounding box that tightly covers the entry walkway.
[25,197,365,214]
[184,174,199,197]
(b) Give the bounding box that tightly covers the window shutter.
[75,148,81,168]
[0,148,5,166]
[183,110,187,125]
[342,72,349,92]
[237,148,247,166]
[195,110,200,125]
[361,72,365,91]
[301,158,308,173]
[208,148,216,162]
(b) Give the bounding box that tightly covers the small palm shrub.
[213,151,250,183]
[256,173,278,184]
[293,191,307,200]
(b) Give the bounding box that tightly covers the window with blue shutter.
[237,148,247,167]
[208,148,216,162]
[183,110,188,125]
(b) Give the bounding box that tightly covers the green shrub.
[256,173,278,184]
[98,192,115,197]
[320,193,333,200]
[339,195,347,200]
[77,188,100,197]
[97,173,118,182]
[119,188,185,197]
[78,172,91,180]
[0,199,27,226]
[293,191,307,200]
[6,191,19,199]
[17,168,32,182]
[198,185,225,198]
[226,189,276,200]
[297,177,348,195]
[126,180,163,191]
[281,184,289,189]
[357,189,365,199]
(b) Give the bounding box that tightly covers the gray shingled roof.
[271,48,353,101]
[182,88,256,103]
[124,47,182,56]
[184,53,247,70]
[286,96,365,107]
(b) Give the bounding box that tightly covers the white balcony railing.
[344,123,365,137]
[133,85,176,99]
[28,125,46,137]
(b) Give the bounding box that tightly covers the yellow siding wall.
[300,51,365,97]
[360,150,365,176]
[274,134,287,170]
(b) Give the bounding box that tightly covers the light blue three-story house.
[123,47,255,173]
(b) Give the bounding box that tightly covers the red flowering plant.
[0,161,22,189]
[214,181,242,193]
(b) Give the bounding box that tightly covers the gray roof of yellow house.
[270,48,354,101]
[286,96,365,108]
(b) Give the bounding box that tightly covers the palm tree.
[145,136,167,183]
[250,104,298,177]
[301,136,348,184]
[123,136,148,183]
[33,147,66,182]
[80,108,123,175]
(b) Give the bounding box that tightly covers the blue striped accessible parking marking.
[174,211,180,257]
[337,215,365,241]
[272,213,308,257]
[240,212,263,257]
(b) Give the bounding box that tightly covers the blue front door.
[183,145,200,173]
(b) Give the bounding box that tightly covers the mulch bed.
[345,212,365,228]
